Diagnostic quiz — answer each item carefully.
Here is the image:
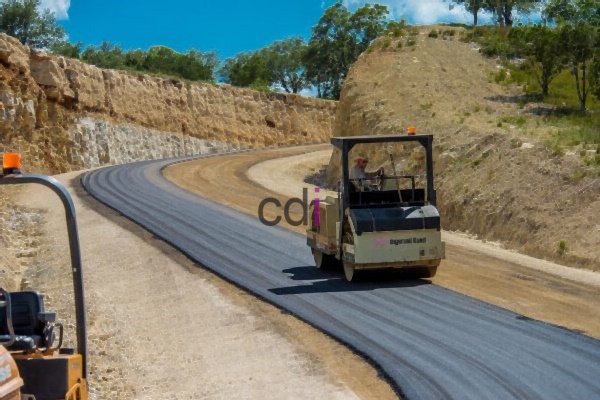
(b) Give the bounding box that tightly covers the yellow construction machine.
[0,153,88,399]
[307,134,445,281]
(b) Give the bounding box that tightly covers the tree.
[220,52,271,88]
[484,0,542,27]
[590,50,600,101]
[303,3,389,99]
[81,42,125,69]
[80,43,218,82]
[452,0,486,26]
[0,0,65,48]
[509,25,564,96]
[175,50,218,82]
[51,41,82,59]
[544,0,600,26]
[559,23,597,112]
[261,37,308,94]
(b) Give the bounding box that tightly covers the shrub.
[381,37,392,49]
[442,30,456,38]
[494,69,508,83]
[428,30,439,38]
[557,240,568,255]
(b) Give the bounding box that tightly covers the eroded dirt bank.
[328,26,600,270]
[165,146,600,340]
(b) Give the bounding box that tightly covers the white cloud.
[342,0,494,25]
[39,0,70,20]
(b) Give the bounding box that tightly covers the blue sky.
[44,0,505,59]
[53,0,338,59]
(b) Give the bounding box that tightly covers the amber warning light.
[2,153,23,176]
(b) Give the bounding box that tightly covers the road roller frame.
[306,134,445,281]
[0,154,89,399]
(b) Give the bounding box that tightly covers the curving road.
[82,153,600,400]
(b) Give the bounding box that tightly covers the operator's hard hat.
[355,154,369,162]
[407,126,417,135]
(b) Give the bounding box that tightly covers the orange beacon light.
[2,153,22,175]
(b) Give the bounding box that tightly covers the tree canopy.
[303,3,390,99]
[508,25,564,96]
[262,37,308,94]
[78,43,218,82]
[220,37,308,93]
[544,0,600,26]
[0,0,65,49]
[451,0,543,27]
[219,52,271,89]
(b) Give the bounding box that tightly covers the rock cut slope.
[0,33,336,174]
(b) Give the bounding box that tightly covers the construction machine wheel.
[312,249,340,269]
[421,266,438,278]
[343,261,360,282]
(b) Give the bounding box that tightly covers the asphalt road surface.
[82,154,600,400]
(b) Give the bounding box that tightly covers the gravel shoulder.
[8,171,385,400]
[166,145,600,339]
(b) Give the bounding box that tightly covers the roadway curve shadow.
[269,266,430,295]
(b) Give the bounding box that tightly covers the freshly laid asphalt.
[82,154,600,400]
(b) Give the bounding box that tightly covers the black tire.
[422,266,438,278]
[402,266,438,279]
[312,249,340,270]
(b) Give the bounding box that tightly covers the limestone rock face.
[69,117,237,169]
[63,58,106,111]
[0,33,337,174]
[30,53,75,100]
[0,34,29,74]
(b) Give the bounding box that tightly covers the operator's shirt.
[350,165,369,189]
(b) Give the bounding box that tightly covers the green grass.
[499,115,528,128]
[544,113,600,146]
[420,102,433,111]
[545,140,566,156]
[461,27,517,58]
[490,61,600,148]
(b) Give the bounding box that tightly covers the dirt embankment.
[0,33,336,175]
[328,26,599,270]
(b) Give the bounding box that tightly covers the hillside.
[328,26,599,270]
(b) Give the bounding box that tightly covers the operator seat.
[0,291,51,352]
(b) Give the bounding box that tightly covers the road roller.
[306,133,445,281]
